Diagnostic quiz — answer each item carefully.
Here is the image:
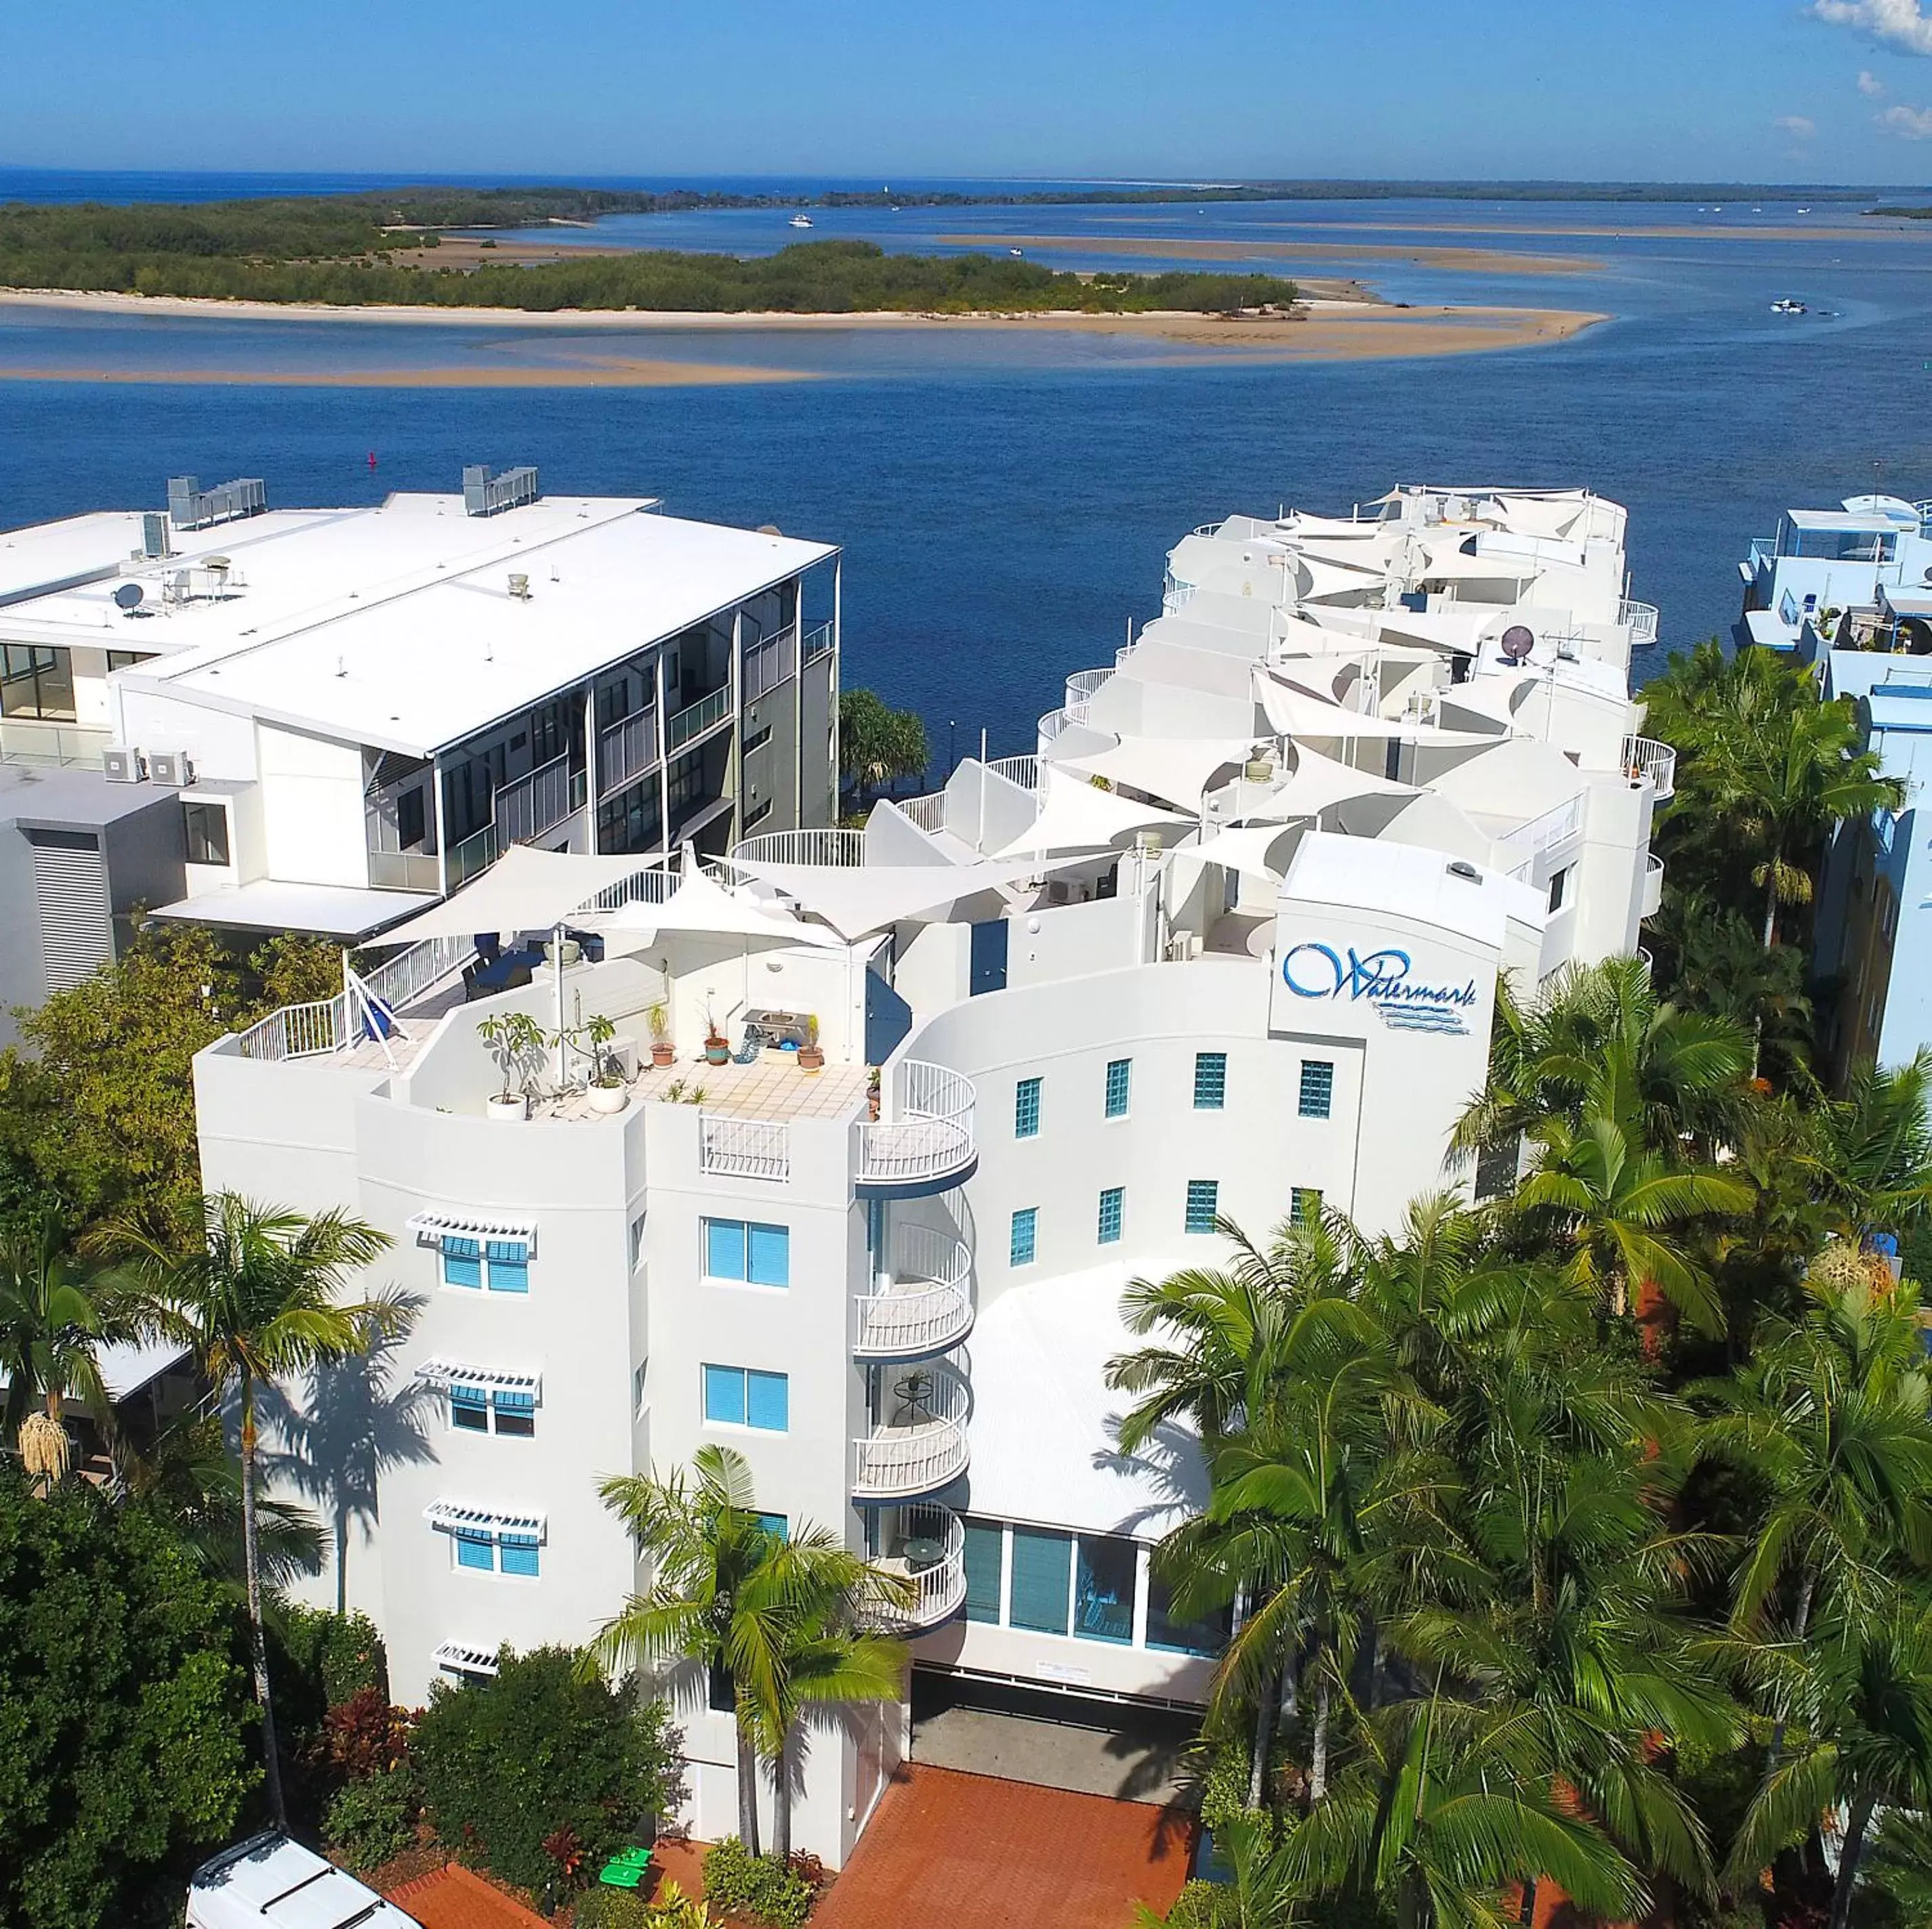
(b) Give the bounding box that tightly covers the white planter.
[588,1083,630,1115]
[487,1094,529,1123]
[545,938,582,967]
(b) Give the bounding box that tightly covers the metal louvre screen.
[28,833,110,993]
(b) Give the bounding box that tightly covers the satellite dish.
[1499,625,1536,663]
[757,524,783,537]
[113,583,144,613]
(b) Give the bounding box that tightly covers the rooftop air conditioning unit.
[146,750,192,788]
[102,747,144,785]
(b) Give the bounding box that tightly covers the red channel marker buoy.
[367,451,378,470]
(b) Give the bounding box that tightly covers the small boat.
[1771,298,1808,315]
[1008,247,1024,257]
[789,215,814,230]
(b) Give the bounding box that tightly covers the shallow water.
[3,179,1932,755]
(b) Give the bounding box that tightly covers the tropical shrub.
[413,1648,683,1899]
[700,1835,817,1927]
[323,1765,420,1875]
[280,1604,390,1709]
[571,1887,655,1928]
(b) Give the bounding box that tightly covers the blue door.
[969,918,1008,996]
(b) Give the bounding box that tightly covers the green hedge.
[700,1837,816,1927]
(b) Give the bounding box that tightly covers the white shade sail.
[726,856,1056,940]
[373,844,663,946]
[1183,821,1303,884]
[1254,672,1498,746]
[1051,732,1258,809]
[596,865,842,951]
[991,766,1194,859]
[1235,742,1417,819]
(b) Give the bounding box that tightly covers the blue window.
[455,1528,494,1571]
[703,1365,789,1432]
[1193,1052,1227,1110]
[1105,1058,1131,1119]
[1147,1573,1231,1657]
[1298,1060,1334,1120]
[493,1388,536,1438]
[1014,1077,1042,1140]
[485,1239,529,1293]
[1009,1526,1073,1634]
[1185,1180,1220,1235]
[498,1533,540,1578]
[704,1219,789,1287]
[755,1512,788,1541]
[450,1383,489,1432]
[1075,1535,1136,1645]
[1292,1188,1323,1227]
[1097,1187,1124,1245]
[442,1236,482,1290]
[964,1518,1004,1625]
[1010,1207,1037,1268]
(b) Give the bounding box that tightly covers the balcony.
[495,753,584,846]
[1621,734,1677,801]
[731,828,866,867]
[368,849,441,892]
[855,1225,974,1361]
[1619,598,1660,645]
[1641,852,1665,919]
[801,619,835,667]
[853,1358,970,1501]
[597,709,660,800]
[0,720,110,770]
[1062,667,1113,730]
[667,686,733,753]
[859,1504,966,1633]
[858,1061,977,1197]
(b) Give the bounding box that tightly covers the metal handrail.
[801,619,835,665]
[699,1116,789,1182]
[860,1504,967,1632]
[1037,708,1071,745]
[859,1061,977,1186]
[447,822,499,890]
[1620,734,1677,800]
[898,792,947,833]
[1618,598,1660,644]
[1497,793,1585,856]
[852,1362,970,1499]
[667,686,732,753]
[235,994,344,1062]
[598,709,661,799]
[494,751,581,846]
[363,932,472,1014]
[985,755,1039,791]
[855,1227,973,1358]
[731,828,867,867]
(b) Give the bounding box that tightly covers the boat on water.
[1008,247,1024,257]
[789,215,814,229]
[1771,298,1808,315]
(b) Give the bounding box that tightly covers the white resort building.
[191,484,1673,1866]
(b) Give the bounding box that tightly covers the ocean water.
[3,172,1932,758]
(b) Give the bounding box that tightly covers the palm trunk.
[735,1699,761,1855]
[1248,1676,1275,1808]
[1767,1571,1815,1771]
[772,1724,792,1865]
[1830,1789,1876,1929]
[1310,1665,1332,1804]
[1763,875,1778,952]
[1518,1876,1539,1927]
[239,1373,287,1828]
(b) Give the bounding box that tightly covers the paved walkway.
[386,1863,548,1929]
[813,1765,1194,1929]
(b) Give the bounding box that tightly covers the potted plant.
[703,1005,731,1066]
[646,1001,674,1069]
[797,1014,824,1075]
[580,1013,629,1114]
[544,931,582,968]
[478,1010,546,1122]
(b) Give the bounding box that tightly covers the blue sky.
[11,0,1932,182]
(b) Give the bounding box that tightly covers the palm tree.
[0,1212,140,1491]
[1512,1108,1752,1335]
[105,1192,398,1827]
[1651,892,1818,1092]
[1799,1049,1932,1243]
[588,1445,910,1858]
[838,688,928,809]
[1134,1808,1311,1929]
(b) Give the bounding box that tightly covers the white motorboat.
[1771,298,1808,315]
[789,215,814,230]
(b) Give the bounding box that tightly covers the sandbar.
[938,234,1604,276]
[0,357,817,389]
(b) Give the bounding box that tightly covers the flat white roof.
[150,878,436,940]
[0,491,836,757]
[1282,829,1544,947]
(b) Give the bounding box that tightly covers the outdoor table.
[902,1536,945,1571]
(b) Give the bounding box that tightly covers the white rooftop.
[0,491,836,757]
[1281,829,1544,948]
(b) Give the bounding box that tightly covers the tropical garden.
[1124,642,1932,1928]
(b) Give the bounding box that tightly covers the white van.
[184,1832,420,1929]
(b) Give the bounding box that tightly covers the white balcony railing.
[899,792,948,835]
[1642,852,1665,919]
[860,1504,967,1632]
[363,931,472,1014]
[1620,598,1660,644]
[234,994,346,1062]
[699,1116,790,1182]
[801,619,835,667]
[731,827,867,868]
[853,1361,970,1500]
[985,755,1040,791]
[1497,793,1586,872]
[234,931,477,1063]
[855,1226,973,1359]
[1037,707,1071,747]
[859,1061,976,1190]
[1062,667,1113,730]
[1621,734,1677,801]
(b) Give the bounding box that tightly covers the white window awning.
[415,1357,543,1400]
[431,1640,501,1678]
[407,1212,537,1254]
[424,1499,547,1538]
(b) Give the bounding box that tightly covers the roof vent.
[508,573,531,601]
[463,464,540,517]
[1447,860,1480,882]
[141,512,170,560]
[167,476,266,532]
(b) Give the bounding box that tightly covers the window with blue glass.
[1097,1186,1124,1245]
[702,1364,789,1432]
[1147,1572,1232,1657]
[1298,1060,1334,1120]
[703,1218,789,1287]
[1009,1526,1073,1634]
[441,1236,482,1290]
[447,1517,542,1576]
[497,1532,540,1577]
[440,1235,529,1293]
[1010,1207,1037,1268]
[1075,1535,1136,1645]
[450,1384,489,1432]
[755,1512,789,1541]
[1193,1052,1227,1110]
[449,1382,535,1436]
[454,1527,494,1571]
[1105,1058,1131,1119]
[1014,1077,1042,1140]
[1292,1187,1323,1227]
[1185,1180,1220,1235]
[963,1518,1004,1625]
[493,1388,536,1438]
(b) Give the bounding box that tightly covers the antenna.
[1499,625,1536,664]
[113,583,144,615]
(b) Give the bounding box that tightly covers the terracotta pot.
[705,1039,730,1066]
[798,1047,825,1073]
[651,1042,675,1068]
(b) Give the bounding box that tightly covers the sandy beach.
[0,287,1605,381]
[939,233,1605,276]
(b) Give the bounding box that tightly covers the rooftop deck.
[535,1054,869,1125]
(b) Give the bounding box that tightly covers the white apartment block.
[0,468,839,973]
[191,483,1672,1867]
